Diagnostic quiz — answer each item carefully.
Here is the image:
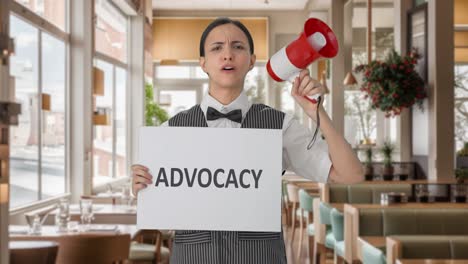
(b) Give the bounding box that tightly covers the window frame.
[92,1,130,189]
[9,0,70,210]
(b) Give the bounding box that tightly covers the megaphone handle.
[288,72,322,104]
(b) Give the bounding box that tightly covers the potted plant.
[456,142,468,168]
[364,148,374,181]
[145,83,169,126]
[381,141,395,181]
[354,49,427,117]
[455,168,468,184]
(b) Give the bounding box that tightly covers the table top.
[397,259,468,264]
[51,204,137,215]
[359,180,462,185]
[9,224,139,239]
[9,240,59,250]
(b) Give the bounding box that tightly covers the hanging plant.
[354,49,427,117]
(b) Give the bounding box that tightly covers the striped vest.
[168,104,287,264]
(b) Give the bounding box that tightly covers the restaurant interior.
[1,0,467,263]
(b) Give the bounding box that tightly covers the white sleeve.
[282,113,332,183]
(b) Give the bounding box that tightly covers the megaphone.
[266,18,339,103]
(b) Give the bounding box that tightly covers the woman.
[132,17,363,264]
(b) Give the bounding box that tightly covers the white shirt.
[161,91,332,183]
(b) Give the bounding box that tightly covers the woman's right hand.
[131,164,153,196]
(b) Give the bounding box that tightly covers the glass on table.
[120,185,133,209]
[451,184,467,203]
[415,184,430,203]
[55,197,70,232]
[79,198,94,230]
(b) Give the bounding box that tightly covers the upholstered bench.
[386,235,468,264]
[351,208,468,264]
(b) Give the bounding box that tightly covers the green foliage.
[354,49,427,117]
[145,83,168,126]
[455,168,468,182]
[457,142,468,157]
[380,141,395,167]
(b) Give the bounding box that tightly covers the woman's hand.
[291,69,326,121]
[131,164,153,196]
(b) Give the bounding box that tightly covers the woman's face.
[200,23,256,91]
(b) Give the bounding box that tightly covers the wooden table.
[357,236,386,261]
[9,224,139,240]
[47,204,137,225]
[397,259,468,264]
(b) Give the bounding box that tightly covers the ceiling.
[151,0,394,11]
[152,0,314,11]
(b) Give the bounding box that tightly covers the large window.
[93,60,128,186]
[9,12,67,208]
[15,0,66,31]
[345,1,396,150]
[93,0,129,187]
[455,65,468,151]
[95,0,127,63]
[154,63,268,119]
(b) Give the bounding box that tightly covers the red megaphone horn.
[266,18,339,103]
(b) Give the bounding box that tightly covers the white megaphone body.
[266,18,339,103]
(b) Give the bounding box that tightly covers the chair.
[21,233,132,264]
[286,183,300,244]
[296,189,315,263]
[128,229,171,264]
[314,201,335,264]
[9,241,58,264]
[282,180,292,227]
[330,208,345,264]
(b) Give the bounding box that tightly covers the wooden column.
[69,0,94,201]
[329,0,345,135]
[394,0,413,161]
[427,0,454,180]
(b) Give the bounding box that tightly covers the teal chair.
[330,208,346,263]
[316,202,334,264]
[361,242,386,264]
[296,189,315,263]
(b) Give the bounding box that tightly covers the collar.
[200,90,252,120]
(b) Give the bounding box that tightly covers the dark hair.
[199,17,254,57]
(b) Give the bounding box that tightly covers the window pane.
[93,60,114,186]
[9,15,39,207]
[455,65,468,151]
[15,0,66,31]
[41,32,66,197]
[244,66,267,104]
[156,66,190,79]
[95,0,127,62]
[344,91,377,146]
[160,90,196,117]
[115,67,127,178]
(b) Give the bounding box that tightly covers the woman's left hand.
[291,69,325,120]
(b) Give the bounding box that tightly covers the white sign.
[137,127,282,232]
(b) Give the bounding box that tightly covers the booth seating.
[313,183,412,263]
[385,236,468,264]
[320,183,413,203]
[349,208,468,263]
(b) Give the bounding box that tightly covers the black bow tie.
[206,106,242,123]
